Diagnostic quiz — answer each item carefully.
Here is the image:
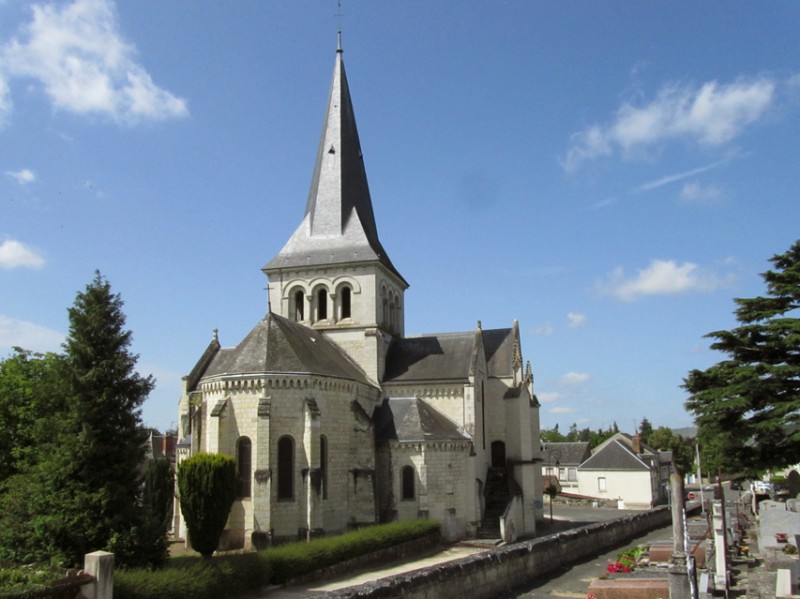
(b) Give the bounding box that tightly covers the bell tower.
[263,36,408,382]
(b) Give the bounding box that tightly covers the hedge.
[115,519,440,599]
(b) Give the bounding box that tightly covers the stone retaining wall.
[323,507,672,599]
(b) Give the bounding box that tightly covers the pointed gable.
[264,42,406,286]
[580,440,650,471]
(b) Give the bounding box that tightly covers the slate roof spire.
[264,36,406,286]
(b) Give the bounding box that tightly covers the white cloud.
[0,0,188,126]
[538,391,561,403]
[599,259,725,302]
[0,239,45,269]
[532,322,554,336]
[549,406,577,414]
[561,371,590,385]
[5,168,36,184]
[566,312,586,328]
[0,75,11,126]
[0,315,63,353]
[564,76,777,171]
[679,181,723,204]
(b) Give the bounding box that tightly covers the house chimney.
[632,433,641,454]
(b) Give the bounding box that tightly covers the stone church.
[176,39,543,548]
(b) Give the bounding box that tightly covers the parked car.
[752,481,773,494]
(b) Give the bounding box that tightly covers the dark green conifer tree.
[177,453,238,558]
[0,272,154,567]
[685,240,800,475]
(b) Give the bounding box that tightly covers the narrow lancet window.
[341,286,351,319]
[294,290,305,321]
[317,288,328,321]
[278,436,294,500]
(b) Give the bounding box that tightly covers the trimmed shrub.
[116,553,269,599]
[115,519,439,598]
[176,453,238,558]
[265,519,440,584]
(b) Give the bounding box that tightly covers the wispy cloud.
[566,312,586,328]
[0,239,45,269]
[564,76,778,171]
[0,0,188,127]
[537,391,561,403]
[5,168,36,185]
[549,406,577,415]
[599,259,729,302]
[634,159,726,193]
[679,181,724,205]
[0,315,63,352]
[561,371,590,385]
[532,322,554,336]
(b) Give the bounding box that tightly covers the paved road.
[508,521,673,598]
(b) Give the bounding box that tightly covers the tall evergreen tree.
[684,240,800,475]
[0,272,154,567]
[58,271,154,564]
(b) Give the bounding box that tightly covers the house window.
[340,286,351,320]
[568,467,577,482]
[293,290,305,321]
[320,435,328,500]
[598,477,607,493]
[277,436,294,500]
[558,467,567,480]
[237,436,252,498]
[544,467,554,477]
[316,288,328,321]
[401,465,415,500]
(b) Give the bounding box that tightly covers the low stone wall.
[323,507,672,599]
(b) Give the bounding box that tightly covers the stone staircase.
[477,467,511,539]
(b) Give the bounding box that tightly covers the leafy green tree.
[646,426,695,475]
[540,424,565,443]
[685,240,800,476]
[177,453,238,558]
[0,272,154,567]
[0,349,64,481]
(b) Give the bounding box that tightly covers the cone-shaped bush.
[177,453,238,558]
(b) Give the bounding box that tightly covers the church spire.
[264,39,406,287]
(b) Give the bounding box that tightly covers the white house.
[576,433,671,509]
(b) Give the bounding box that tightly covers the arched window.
[293,289,305,322]
[320,435,328,500]
[237,437,252,498]
[401,465,415,501]
[389,296,395,331]
[277,436,294,501]
[317,288,328,321]
[381,286,388,326]
[340,286,352,320]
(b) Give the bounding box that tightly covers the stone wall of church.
[193,374,379,547]
[378,441,474,540]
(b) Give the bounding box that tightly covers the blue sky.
[1,0,798,436]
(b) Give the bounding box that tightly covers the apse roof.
[191,312,372,387]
